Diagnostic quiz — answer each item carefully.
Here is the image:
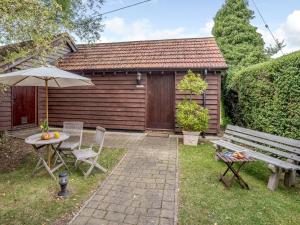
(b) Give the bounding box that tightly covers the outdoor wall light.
[136,72,142,85]
[136,72,144,88]
[58,171,69,197]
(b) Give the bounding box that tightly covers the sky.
[97,0,300,56]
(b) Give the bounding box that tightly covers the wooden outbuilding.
[0,35,227,134]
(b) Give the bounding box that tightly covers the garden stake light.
[58,171,69,197]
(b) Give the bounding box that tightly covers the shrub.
[176,70,209,132]
[177,100,209,132]
[229,51,300,139]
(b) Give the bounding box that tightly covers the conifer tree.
[212,0,267,123]
[213,0,266,70]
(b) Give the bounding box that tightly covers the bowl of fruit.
[41,133,52,140]
[233,151,247,159]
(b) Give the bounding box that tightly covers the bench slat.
[223,134,300,162]
[227,125,300,148]
[225,130,300,155]
[212,140,300,170]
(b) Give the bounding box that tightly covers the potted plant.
[176,70,209,145]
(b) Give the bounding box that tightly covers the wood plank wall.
[48,70,221,134]
[175,71,220,134]
[15,45,72,70]
[48,71,147,130]
[0,88,12,131]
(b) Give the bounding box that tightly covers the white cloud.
[199,20,214,36]
[100,17,213,43]
[104,17,125,35]
[258,10,300,56]
[281,10,300,50]
[102,17,186,42]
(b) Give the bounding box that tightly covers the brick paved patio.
[70,134,178,225]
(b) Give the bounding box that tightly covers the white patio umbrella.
[0,65,94,121]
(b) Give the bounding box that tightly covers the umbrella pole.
[45,79,48,122]
[45,79,51,167]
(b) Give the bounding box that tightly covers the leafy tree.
[0,0,104,64]
[212,0,268,123]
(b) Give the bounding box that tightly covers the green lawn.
[0,147,125,225]
[179,142,300,225]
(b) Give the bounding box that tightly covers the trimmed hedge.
[229,51,300,139]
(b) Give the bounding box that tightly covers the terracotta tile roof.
[58,37,227,71]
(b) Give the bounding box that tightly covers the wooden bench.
[211,125,300,191]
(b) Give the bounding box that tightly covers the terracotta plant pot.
[182,131,200,146]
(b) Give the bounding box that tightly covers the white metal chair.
[72,126,107,178]
[58,121,83,158]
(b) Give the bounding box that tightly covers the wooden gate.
[147,72,175,130]
[12,87,36,126]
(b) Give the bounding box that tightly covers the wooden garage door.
[147,72,175,130]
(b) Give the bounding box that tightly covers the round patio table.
[25,132,70,179]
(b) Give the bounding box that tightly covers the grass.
[179,142,300,225]
[0,147,125,225]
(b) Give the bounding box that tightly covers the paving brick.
[105,211,126,223]
[131,200,140,207]
[152,200,162,209]
[125,206,136,214]
[138,216,159,225]
[92,209,107,219]
[86,218,108,225]
[146,183,156,189]
[134,207,148,216]
[107,203,126,213]
[86,200,99,209]
[98,202,109,210]
[148,208,161,217]
[102,184,112,190]
[155,179,165,184]
[124,215,139,224]
[156,183,165,189]
[72,216,89,225]
[122,199,133,207]
[160,209,174,219]
[162,201,174,211]
[108,222,120,225]
[159,218,173,225]
[163,191,174,202]
[164,184,176,190]
[80,208,95,217]
[93,195,105,201]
